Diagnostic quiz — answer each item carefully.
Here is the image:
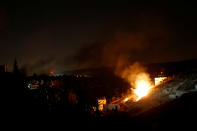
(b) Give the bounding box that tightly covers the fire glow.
[118,62,154,102]
[122,73,154,102]
[134,78,153,101]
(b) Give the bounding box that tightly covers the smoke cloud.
[21,57,56,75]
[69,13,173,71]
[116,62,151,87]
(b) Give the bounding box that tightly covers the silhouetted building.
[13,59,19,74]
[0,64,8,73]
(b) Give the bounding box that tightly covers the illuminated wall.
[154,77,167,86]
[98,98,106,111]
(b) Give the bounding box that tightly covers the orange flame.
[130,72,153,101]
[118,62,154,102]
[134,78,153,101]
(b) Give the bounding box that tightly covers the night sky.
[0,1,196,74]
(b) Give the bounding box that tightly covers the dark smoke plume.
[68,13,174,71]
